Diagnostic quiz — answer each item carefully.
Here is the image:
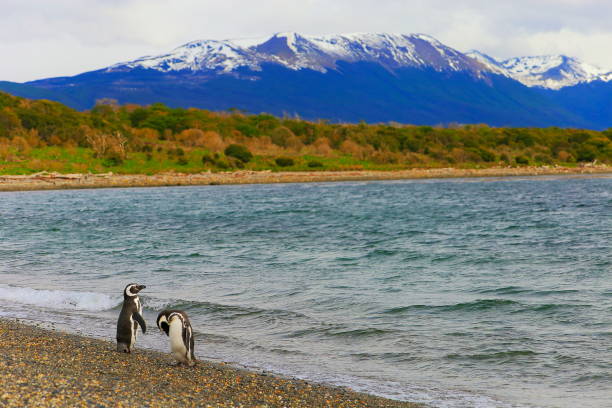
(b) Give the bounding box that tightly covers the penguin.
[116,283,147,353]
[156,310,196,366]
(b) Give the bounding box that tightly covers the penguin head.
[156,311,170,336]
[157,310,186,335]
[124,283,146,298]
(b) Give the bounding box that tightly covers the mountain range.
[1,32,611,129]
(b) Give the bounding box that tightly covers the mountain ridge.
[107,31,611,90]
[109,32,490,79]
[466,50,612,90]
[1,31,611,129]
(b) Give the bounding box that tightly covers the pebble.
[0,319,420,408]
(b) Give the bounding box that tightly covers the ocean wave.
[327,327,397,337]
[451,299,520,311]
[512,303,590,314]
[530,289,580,296]
[479,287,582,297]
[350,351,420,363]
[572,373,612,384]
[382,299,519,315]
[285,324,399,340]
[446,350,537,361]
[142,252,210,260]
[365,249,398,258]
[0,285,120,311]
[477,286,530,295]
[144,297,310,323]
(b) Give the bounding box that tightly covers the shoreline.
[0,318,420,407]
[0,165,611,192]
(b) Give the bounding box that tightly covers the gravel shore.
[0,319,421,408]
[0,166,610,192]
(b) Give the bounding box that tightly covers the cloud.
[1,0,612,81]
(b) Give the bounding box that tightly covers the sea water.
[0,176,610,408]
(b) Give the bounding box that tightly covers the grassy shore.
[0,319,420,408]
[0,165,610,192]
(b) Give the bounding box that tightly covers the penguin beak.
[131,284,146,294]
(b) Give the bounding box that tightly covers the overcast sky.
[2,0,612,82]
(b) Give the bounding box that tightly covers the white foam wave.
[0,286,120,311]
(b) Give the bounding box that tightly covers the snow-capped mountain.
[110,32,489,77]
[466,51,612,90]
[502,55,611,89]
[112,32,612,90]
[464,50,510,77]
[3,31,612,129]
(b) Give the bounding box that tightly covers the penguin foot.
[116,343,130,353]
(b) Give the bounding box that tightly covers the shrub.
[201,131,225,152]
[176,157,189,166]
[103,153,123,167]
[10,136,31,155]
[556,150,572,162]
[339,139,366,159]
[177,128,205,147]
[229,158,245,169]
[215,159,231,169]
[270,126,294,147]
[478,149,496,162]
[515,155,529,165]
[534,154,553,164]
[312,138,333,156]
[307,160,324,168]
[275,157,295,167]
[167,147,185,156]
[224,144,252,163]
[575,146,597,162]
[202,153,216,165]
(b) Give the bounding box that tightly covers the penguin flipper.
[183,324,193,362]
[133,312,147,334]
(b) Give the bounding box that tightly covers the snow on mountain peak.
[108,32,612,90]
[466,51,612,89]
[109,32,488,76]
[274,32,298,52]
[500,55,610,89]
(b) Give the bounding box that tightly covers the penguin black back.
[116,283,146,353]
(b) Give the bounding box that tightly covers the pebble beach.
[0,165,610,192]
[0,319,420,408]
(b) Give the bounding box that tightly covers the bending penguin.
[156,310,196,366]
[116,283,147,353]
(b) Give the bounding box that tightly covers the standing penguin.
[116,283,146,353]
[156,310,196,366]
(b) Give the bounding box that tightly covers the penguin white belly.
[169,322,187,363]
[132,298,141,347]
[130,315,136,348]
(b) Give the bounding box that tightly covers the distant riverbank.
[0,319,418,408]
[1,165,610,191]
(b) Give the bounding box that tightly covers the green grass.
[1,147,415,175]
[0,146,597,176]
